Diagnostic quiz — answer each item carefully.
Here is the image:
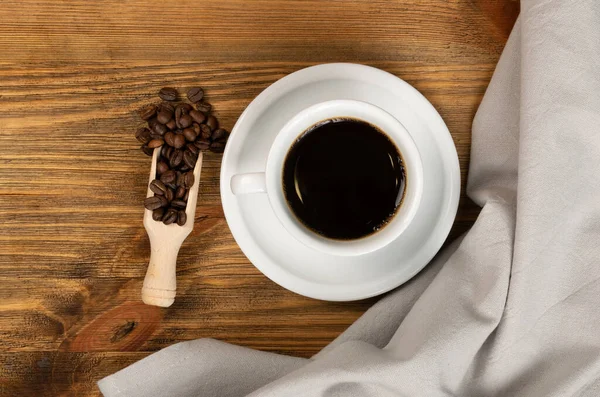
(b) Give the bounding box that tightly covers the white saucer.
[220,63,460,301]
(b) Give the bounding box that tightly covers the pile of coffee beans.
[136,87,229,226]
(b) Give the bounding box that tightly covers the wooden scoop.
[141,148,203,307]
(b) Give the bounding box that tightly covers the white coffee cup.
[230,99,423,256]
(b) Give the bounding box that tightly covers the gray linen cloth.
[99,1,600,395]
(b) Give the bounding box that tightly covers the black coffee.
[282,118,405,240]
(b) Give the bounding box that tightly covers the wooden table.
[0,1,518,395]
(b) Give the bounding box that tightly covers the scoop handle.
[142,243,181,307]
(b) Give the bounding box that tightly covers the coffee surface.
[282,118,405,240]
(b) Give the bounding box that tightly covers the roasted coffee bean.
[182,151,195,169]
[147,117,158,129]
[166,119,177,130]
[152,122,168,136]
[206,115,218,131]
[162,208,178,225]
[149,131,163,141]
[189,110,206,124]
[160,169,177,184]
[176,171,185,187]
[179,114,192,128]
[156,160,169,175]
[165,187,174,202]
[195,139,210,150]
[157,124,169,136]
[166,182,177,191]
[174,106,185,128]
[211,128,228,142]
[147,138,164,148]
[187,87,204,103]
[210,141,225,153]
[183,127,197,142]
[200,124,212,140]
[159,87,178,101]
[173,133,186,149]
[164,131,176,147]
[139,104,157,120]
[197,102,212,114]
[171,199,187,209]
[141,144,154,156]
[144,196,164,210]
[149,131,164,141]
[175,185,186,199]
[159,195,169,207]
[135,127,152,143]
[184,189,190,201]
[152,207,165,221]
[184,171,195,188]
[161,144,173,159]
[175,105,183,119]
[149,135,162,143]
[175,104,191,117]
[157,108,172,124]
[177,210,187,226]
[149,179,167,195]
[170,150,184,168]
[158,102,174,113]
[180,164,191,172]
[187,143,200,155]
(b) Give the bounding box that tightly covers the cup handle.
[231,172,267,195]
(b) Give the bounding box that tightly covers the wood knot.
[62,302,162,352]
[111,320,137,343]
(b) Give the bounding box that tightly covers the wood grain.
[0,0,519,395]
